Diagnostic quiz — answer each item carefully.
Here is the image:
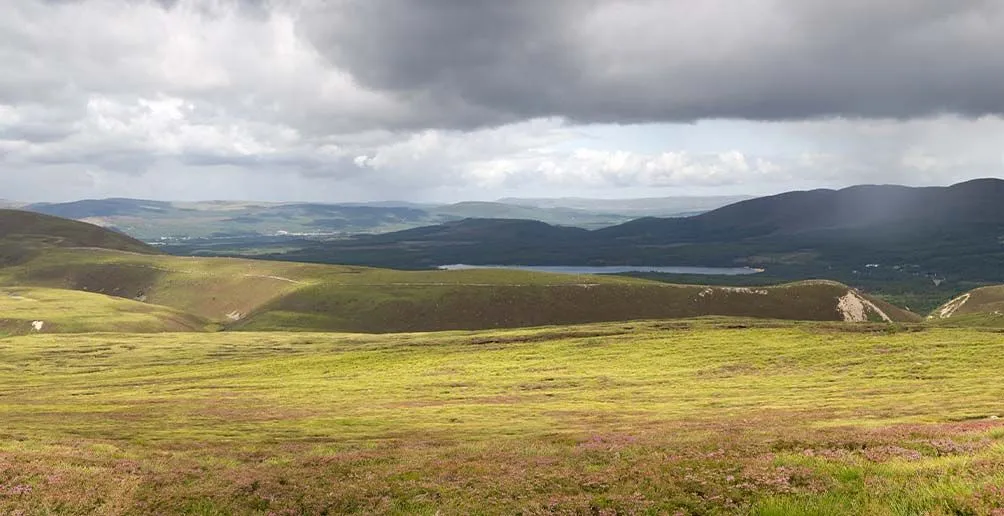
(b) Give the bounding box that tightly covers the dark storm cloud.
[2,0,1002,202]
[304,0,1004,128]
[303,0,582,128]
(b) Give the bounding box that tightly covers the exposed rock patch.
[837,291,892,323]
[932,293,971,319]
[697,287,769,298]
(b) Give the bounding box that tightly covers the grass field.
[3,320,1004,514]
[0,287,207,335]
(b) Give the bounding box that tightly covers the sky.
[1,0,1003,203]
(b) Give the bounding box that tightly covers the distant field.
[21,197,743,240]
[2,320,1004,514]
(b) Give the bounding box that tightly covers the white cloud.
[0,1,1002,202]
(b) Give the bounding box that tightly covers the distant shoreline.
[437,264,764,276]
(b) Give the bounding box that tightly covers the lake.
[437,264,764,275]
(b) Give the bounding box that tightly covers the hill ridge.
[280,178,1004,283]
[0,245,919,333]
[930,285,1004,326]
[0,209,157,265]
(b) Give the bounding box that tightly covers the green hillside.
[281,180,1004,289]
[235,279,919,333]
[0,209,923,332]
[0,247,920,333]
[0,209,156,265]
[0,287,206,335]
[928,285,1004,326]
[3,321,1004,514]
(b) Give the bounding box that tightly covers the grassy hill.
[3,207,1000,514]
[0,287,207,335]
[235,278,919,333]
[3,321,1004,514]
[277,180,1004,287]
[257,180,1004,315]
[0,209,922,331]
[0,246,920,333]
[0,209,155,265]
[597,178,1004,239]
[928,285,1004,326]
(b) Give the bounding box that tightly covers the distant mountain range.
[500,195,752,216]
[266,179,1004,283]
[14,180,1004,297]
[0,209,921,334]
[20,196,745,239]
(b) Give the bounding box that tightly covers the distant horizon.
[5,176,1001,206]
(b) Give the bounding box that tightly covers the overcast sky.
[2,0,1003,202]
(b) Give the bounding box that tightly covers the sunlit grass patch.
[0,287,206,334]
[2,321,1004,513]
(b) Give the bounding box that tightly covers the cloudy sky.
[1,0,1003,202]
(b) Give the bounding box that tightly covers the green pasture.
[2,321,1003,514]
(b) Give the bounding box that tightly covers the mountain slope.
[700,178,1004,231]
[277,179,1004,284]
[26,198,176,219]
[929,285,1004,326]
[0,245,919,333]
[499,195,752,216]
[596,178,1004,241]
[0,209,157,266]
[234,279,919,333]
[0,287,206,335]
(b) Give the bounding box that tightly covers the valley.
[2,197,1004,514]
[22,196,745,240]
[7,3,1002,514]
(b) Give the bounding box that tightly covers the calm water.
[437,264,764,276]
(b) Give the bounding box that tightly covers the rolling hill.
[272,179,1004,283]
[596,178,1004,239]
[500,194,753,216]
[928,285,1004,326]
[0,287,206,335]
[0,210,920,332]
[22,195,746,241]
[0,209,156,266]
[235,279,920,332]
[25,199,444,239]
[0,246,920,332]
